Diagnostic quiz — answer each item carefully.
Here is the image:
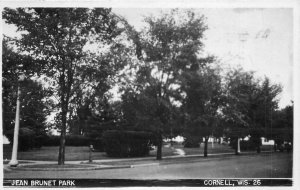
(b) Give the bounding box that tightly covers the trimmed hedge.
[5,128,41,151]
[230,139,258,151]
[42,135,60,146]
[183,138,201,148]
[240,140,257,151]
[92,138,104,152]
[102,130,154,157]
[43,135,92,146]
[6,131,94,150]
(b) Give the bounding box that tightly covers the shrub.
[240,140,257,151]
[92,138,104,152]
[5,127,36,151]
[102,130,153,157]
[42,135,92,146]
[42,135,60,146]
[230,139,257,151]
[5,130,93,150]
[19,134,35,151]
[183,139,200,148]
[33,134,48,148]
[66,135,92,146]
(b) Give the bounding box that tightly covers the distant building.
[243,136,275,145]
[261,137,275,145]
[3,135,10,144]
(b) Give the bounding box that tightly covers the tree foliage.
[3,8,124,164]
[223,67,282,153]
[181,64,224,156]
[120,9,209,159]
[2,39,51,129]
[2,39,53,149]
[265,103,293,146]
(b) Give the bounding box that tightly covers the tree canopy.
[119,9,211,159]
[2,8,292,162]
[3,7,125,164]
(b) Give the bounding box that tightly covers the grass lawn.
[149,143,234,157]
[3,145,109,161]
[3,143,274,162]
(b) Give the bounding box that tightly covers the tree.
[2,39,53,148]
[122,9,209,160]
[67,36,131,137]
[248,77,282,153]
[223,67,258,154]
[223,67,282,154]
[182,64,224,157]
[3,8,123,164]
[265,102,293,150]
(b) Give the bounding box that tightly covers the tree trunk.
[156,133,162,160]
[235,137,240,155]
[257,145,261,153]
[274,143,277,152]
[204,137,208,157]
[58,104,68,165]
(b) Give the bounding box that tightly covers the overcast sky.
[2,8,293,108]
[113,8,293,108]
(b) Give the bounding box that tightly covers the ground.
[3,143,292,182]
[4,152,292,179]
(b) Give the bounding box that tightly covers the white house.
[3,135,10,144]
[261,137,275,145]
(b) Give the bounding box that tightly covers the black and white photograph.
[1,0,299,188]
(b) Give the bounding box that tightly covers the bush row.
[183,138,201,148]
[92,138,104,152]
[5,128,44,151]
[102,130,154,157]
[42,135,92,146]
[6,129,155,158]
[6,133,93,151]
[229,138,258,151]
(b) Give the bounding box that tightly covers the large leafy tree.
[2,39,53,145]
[67,34,131,137]
[248,77,282,153]
[3,8,123,164]
[265,103,293,149]
[223,68,258,154]
[122,9,210,160]
[223,67,282,154]
[181,64,224,157]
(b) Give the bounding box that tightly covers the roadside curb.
[6,164,132,171]
[130,163,160,168]
[5,151,275,171]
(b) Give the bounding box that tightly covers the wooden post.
[89,145,93,163]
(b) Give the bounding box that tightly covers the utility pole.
[9,74,25,167]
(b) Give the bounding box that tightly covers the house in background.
[242,135,275,145]
[261,137,275,145]
[3,135,10,144]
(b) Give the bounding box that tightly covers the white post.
[237,138,241,154]
[9,86,21,167]
[9,74,25,167]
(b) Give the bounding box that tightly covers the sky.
[2,8,293,108]
[113,8,293,108]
